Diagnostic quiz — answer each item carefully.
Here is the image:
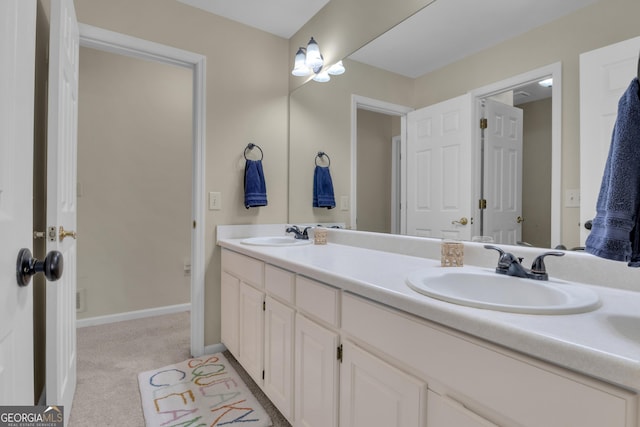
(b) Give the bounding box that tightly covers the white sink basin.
[240,236,312,246]
[406,268,601,314]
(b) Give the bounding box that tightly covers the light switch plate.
[340,195,349,211]
[565,189,580,208]
[209,192,222,210]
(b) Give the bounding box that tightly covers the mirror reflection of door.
[405,94,473,241]
[481,98,524,245]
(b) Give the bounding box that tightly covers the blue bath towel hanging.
[313,165,335,209]
[585,77,640,266]
[244,159,267,209]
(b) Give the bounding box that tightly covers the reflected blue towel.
[313,165,335,209]
[244,159,267,209]
[585,77,640,266]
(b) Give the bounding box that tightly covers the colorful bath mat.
[138,352,272,427]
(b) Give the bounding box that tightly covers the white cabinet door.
[264,296,295,421]
[295,313,339,427]
[239,282,264,386]
[221,271,240,357]
[427,390,498,427]
[340,341,426,427]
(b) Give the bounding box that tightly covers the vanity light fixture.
[291,37,346,82]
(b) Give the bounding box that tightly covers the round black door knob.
[16,248,64,287]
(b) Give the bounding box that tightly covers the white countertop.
[217,236,640,392]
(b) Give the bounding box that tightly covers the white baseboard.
[204,343,227,355]
[76,303,191,328]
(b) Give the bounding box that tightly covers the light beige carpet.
[69,311,291,426]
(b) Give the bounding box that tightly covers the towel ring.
[315,151,330,167]
[244,143,263,160]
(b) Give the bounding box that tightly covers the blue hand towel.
[313,165,336,209]
[585,77,640,266]
[244,159,267,209]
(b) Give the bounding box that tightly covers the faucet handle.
[530,251,565,280]
[484,245,518,273]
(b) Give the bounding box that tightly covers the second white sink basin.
[406,268,601,315]
[241,236,312,246]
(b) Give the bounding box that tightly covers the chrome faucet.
[286,225,311,240]
[484,245,564,280]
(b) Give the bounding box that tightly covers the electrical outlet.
[209,192,221,210]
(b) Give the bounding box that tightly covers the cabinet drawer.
[222,249,264,289]
[265,264,295,304]
[296,276,340,327]
[342,292,637,427]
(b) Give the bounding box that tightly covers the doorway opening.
[78,25,207,357]
[350,95,413,234]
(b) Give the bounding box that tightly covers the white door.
[482,99,524,245]
[46,0,79,420]
[406,94,472,240]
[0,0,36,404]
[580,36,640,245]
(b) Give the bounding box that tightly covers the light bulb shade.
[327,60,345,75]
[292,47,311,76]
[313,70,331,83]
[305,37,324,72]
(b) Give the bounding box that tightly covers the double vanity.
[217,225,640,427]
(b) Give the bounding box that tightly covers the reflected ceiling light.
[291,37,346,82]
[538,78,553,87]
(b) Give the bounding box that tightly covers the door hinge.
[337,344,343,362]
[479,199,487,209]
[263,300,266,311]
[480,118,488,129]
[262,370,265,380]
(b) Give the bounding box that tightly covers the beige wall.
[412,0,640,247]
[75,0,289,345]
[77,47,192,318]
[521,98,552,248]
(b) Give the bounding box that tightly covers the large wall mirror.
[289,0,640,250]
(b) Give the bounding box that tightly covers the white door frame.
[350,95,413,233]
[468,62,562,247]
[78,25,207,357]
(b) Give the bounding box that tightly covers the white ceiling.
[349,0,598,78]
[176,0,330,39]
[176,0,597,79]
